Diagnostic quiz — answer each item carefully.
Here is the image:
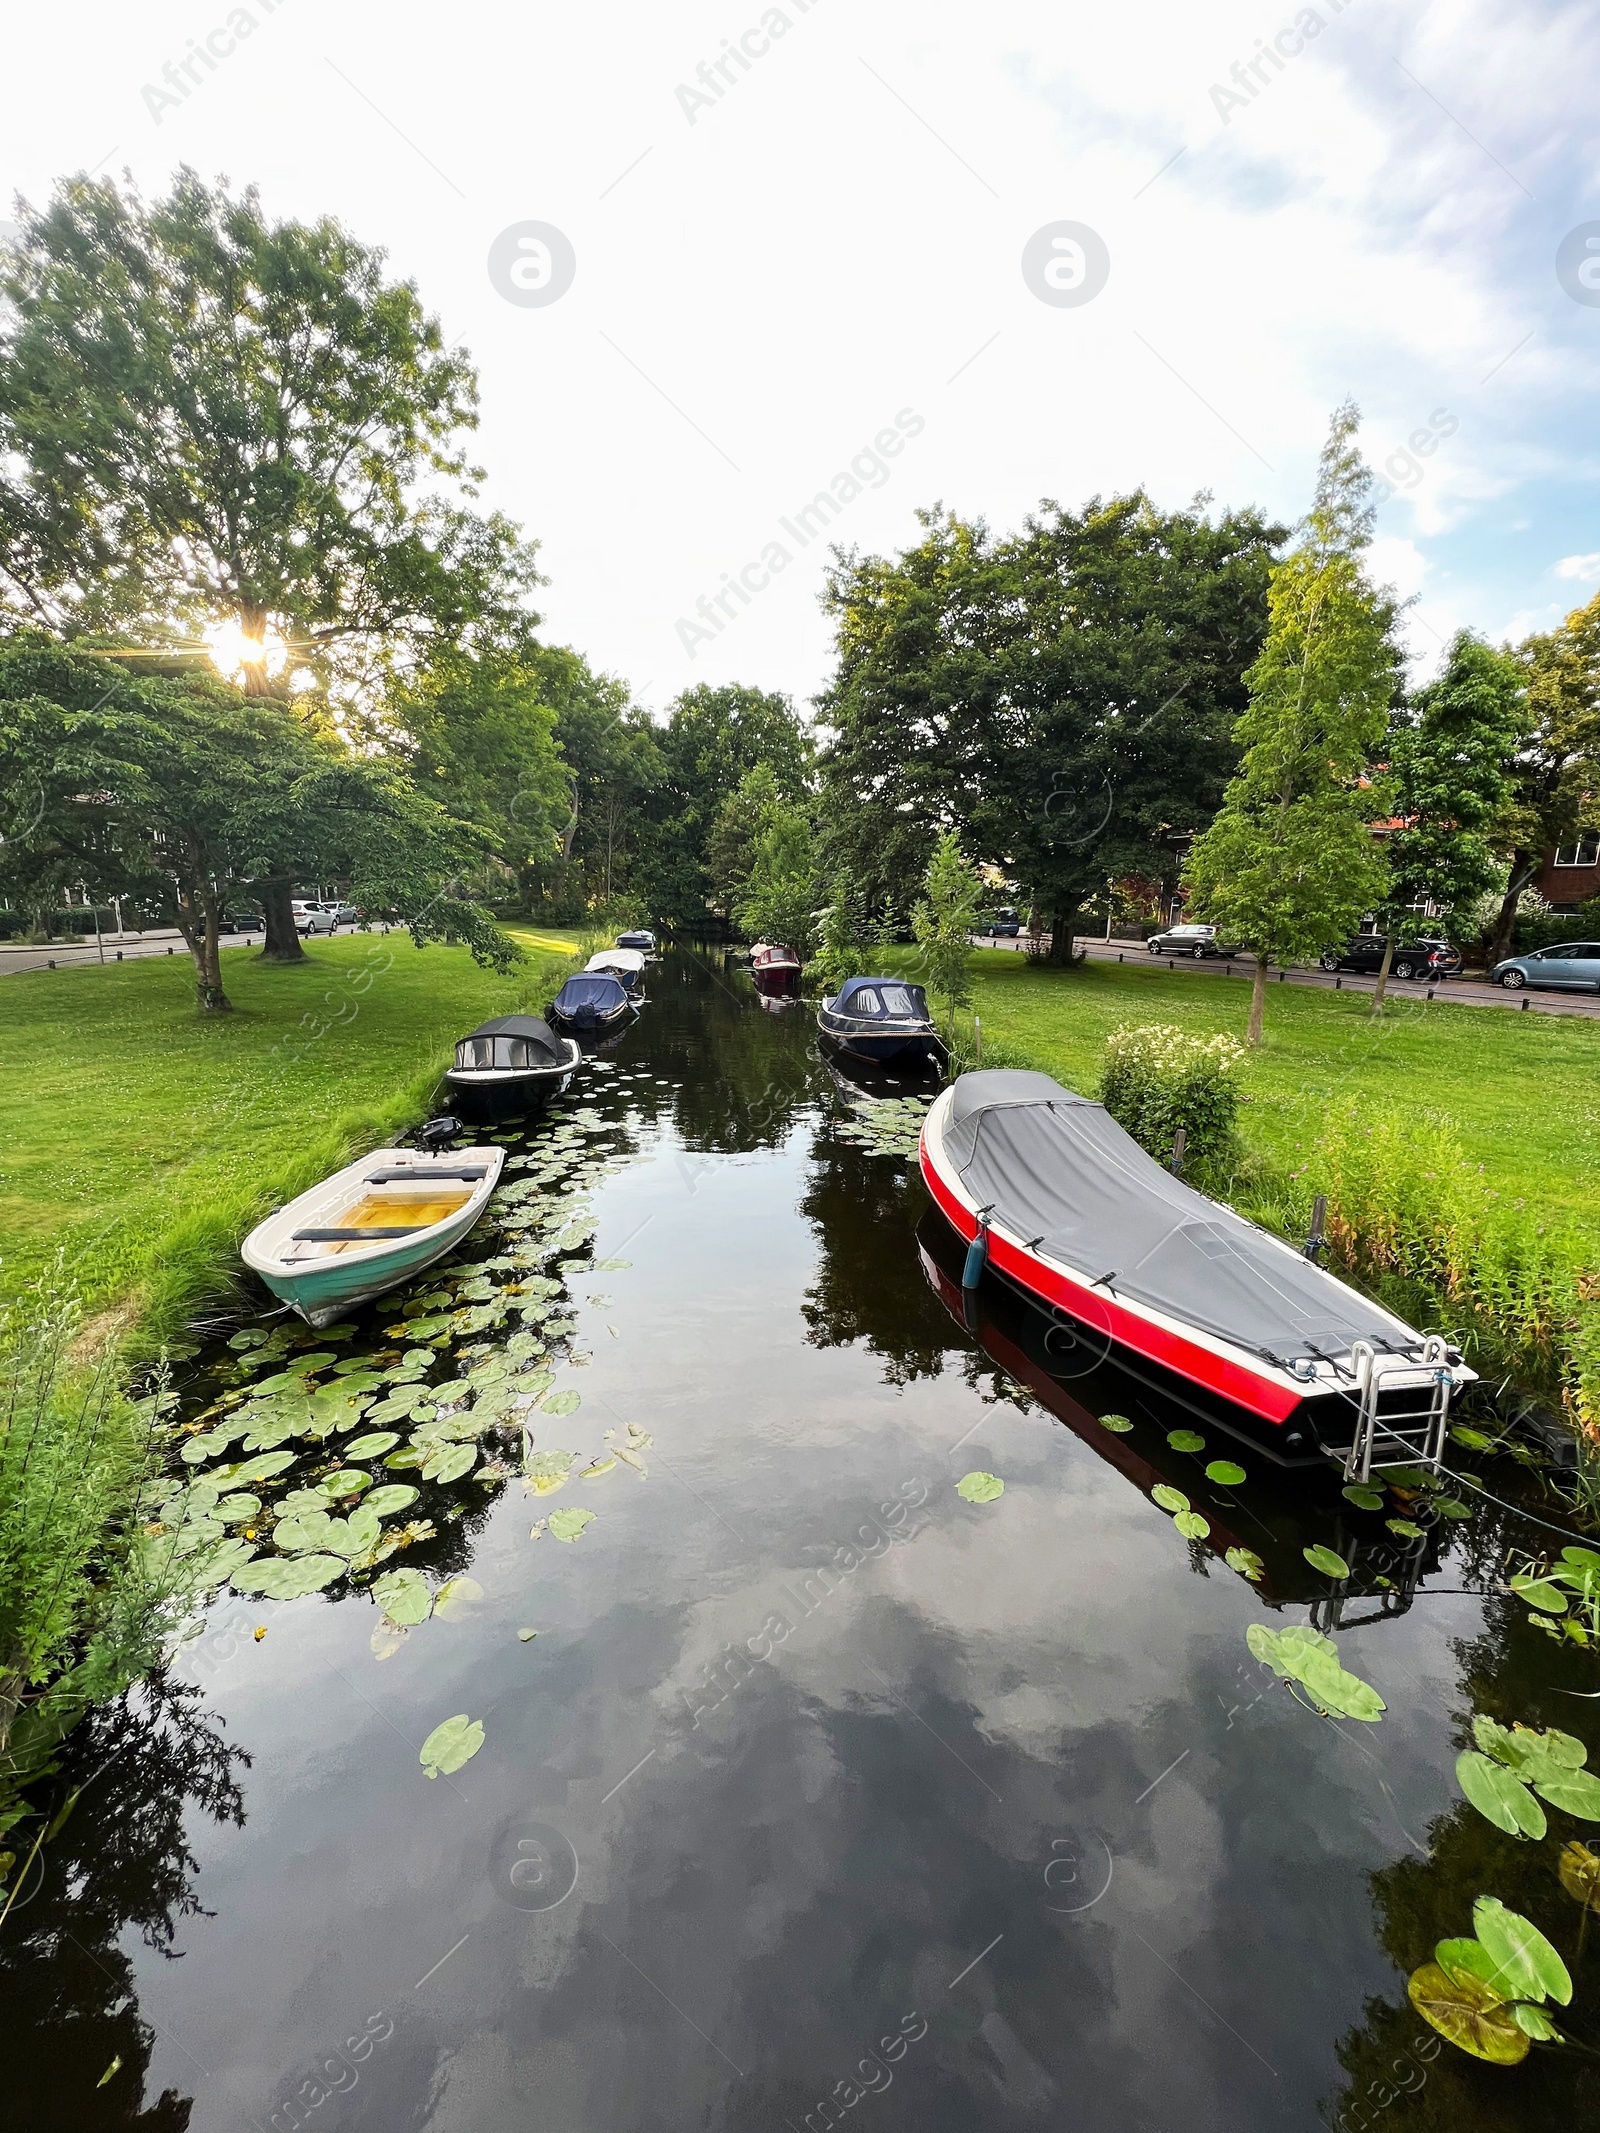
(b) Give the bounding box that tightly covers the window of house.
[1554,831,1600,866]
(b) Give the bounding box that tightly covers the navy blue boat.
[549,971,634,1035]
[817,976,944,1067]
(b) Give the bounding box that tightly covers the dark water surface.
[8,950,1597,2132]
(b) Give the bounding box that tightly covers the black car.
[220,910,266,934]
[979,906,1022,937]
[1318,934,1461,980]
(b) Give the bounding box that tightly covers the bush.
[1100,1023,1244,1170]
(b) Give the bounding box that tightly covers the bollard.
[1427,987,1434,1000]
[47,958,56,969]
[1169,1127,1187,1177]
[1118,952,1123,963]
[116,950,123,961]
[167,946,174,955]
[1521,997,1528,1010]
[1335,976,1341,989]
[1168,958,1174,970]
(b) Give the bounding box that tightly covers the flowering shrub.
[1099,1023,1244,1171]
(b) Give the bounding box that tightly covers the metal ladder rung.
[1341,1337,1453,1483]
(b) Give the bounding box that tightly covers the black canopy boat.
[817,975,944,1068]
[444,1014,580,1121]
[920,1070,1474,1467]
[616,929,657,952]
[549,970,634,1035]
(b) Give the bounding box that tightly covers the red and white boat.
[749,942,802,998]
[919,1071,1473,1463]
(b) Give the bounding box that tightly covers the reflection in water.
[2,1683,247,2132]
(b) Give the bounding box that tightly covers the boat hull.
[817,1010,943,1067]
[445,1038,580,1120]
[752,964,801,998]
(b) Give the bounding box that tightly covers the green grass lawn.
[955,951,1600,1244]
[0,932,569,1344]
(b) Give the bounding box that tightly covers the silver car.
[1146,923,1233,959]
[1491,942,1600,991]
[292,900,337,936]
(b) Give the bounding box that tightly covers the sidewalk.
[0,923,394,977]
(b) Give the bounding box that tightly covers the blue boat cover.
[553,974,629,1012]
[831,977,932,1020]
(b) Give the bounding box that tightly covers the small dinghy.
[444,1013,579,1121]
[585,947,646,995]
[550,970,634,1034]
[750,941,802,998]
[818,976,943,1067]
[242,1141,505,1328]
[920,1070,1473,1463]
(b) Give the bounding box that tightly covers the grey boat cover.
[453,1015,565,1069]
[942,1071,1418,1367]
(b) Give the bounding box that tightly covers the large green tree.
[1368,631,1525,1010]
[817,493,1285,959]
[1486,589,1600,965]
[1185,404,1398,1044]
[0,169,540,682]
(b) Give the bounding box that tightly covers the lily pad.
[419,1713,485,1779]
[517,1626,539,1641]
[213,1493,262,1524]
[421,1442,478,1484]
[524,1451,575,1494]
[371,1567,432,1625]
[345,1431,402,1460]
[956,1472,1005,1504]
[1408,1961,1529,2064]
[320,1469,371,1497]
[1205,1461,1247,1487]
[1558,1840,1600,1913]
[1433,1497,1473,1519]
[1151,1484,1189,1514]
[1473,1896,1571,2005]
[433,1575,485,1620]
[1510,1574,1569,1614]
[231,1451,297,1485]
[1224,1547,1265,1582]
[1387,1518,1425,1540]
[1304,1545,1351,1580]
[232,1553,347,1599]
[1342,1485,1385,1511]
[363,1483,420,1519]
[540,1389,582,1418]
[1247,1623,1385,1722]
[1098,1413,1134,1433]
[546,1506,595,1542]
[1173,1509,1210,1540]
[1458,1751,1548,1840]
[1167,1430,1206,1453]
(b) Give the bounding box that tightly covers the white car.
[293,900,337,936]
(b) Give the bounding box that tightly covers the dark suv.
[1319,934,1461,980]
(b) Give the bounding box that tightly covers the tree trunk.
[1369,932,1395,1017]
[1487,855,1536,968]
[1248,954,1268,1047]
[256,874,307,961]
[175,890,233,1012]
[1047,906,1079,966]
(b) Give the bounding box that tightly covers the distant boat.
[919,1069,1474,1457]
[817,976,944,1067]
[750,942,802,997]
[242,1145,505,1328]
[585,947,646,995]
[550,971,634,1033]
[444,1013,579,1121]
[616,929,657,952]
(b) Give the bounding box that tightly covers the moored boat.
[817,976,943,1067]
[919,1070,1474,1463]
[241,1143,505,1328]
[750,941,802,997]
[550,971,634,1034]
[585,947,646,995]
[444,1014,579,1121]
[616,929,657,952]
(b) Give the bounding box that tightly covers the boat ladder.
[1333,1337,1454,1484]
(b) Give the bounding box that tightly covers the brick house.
[1534,831,1600,912]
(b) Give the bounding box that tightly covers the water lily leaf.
[1407,1962,1528,2064]
[592,1258,632,1271]
[231,1451,297,1485]
[518,1626,539,1641]
[1151,1484,1189,1514]
[421,1442,478,1484]
[1511,2004,1562,2041]
[213,1493,261,1524]
[1387,1518,1425,1540]
[232,1553,347,1599]
[1435,1937,1506,1993]
[583,1456,619,1479]
[1457,1751,1546,1839]
[1173,1509,1210,1540]
[1224,1547,1265,1582]
[190,1536,258,1589]
[1534,1768,1600,1820]
[1304,1545,1351,1579]
[547,1505,595,1542]
[1451,1425,1497,1451]
[229,1329,268,1350]
[420,1714,484,1779]
[1167,1430,1206,1452]
[1510,1574,1570,1614]
[956,1471,1005,1504]
[1473,1897,1572,2005]
[363,1483,420,1519]
[1247,1624,1385,1722]
[1206,1461,1247,1487]
[371,1567,432,1625]
[370,1619,409,1661]
[524,1450,575,1494]
[345,1431,401,1460]
[1558,1840,1600,1912]
[1342,1485,1385,1511]
[321,1469,370,1497]
[1562,1545,1600,1576]
[540,1389,581,1418]
[434,1576,484,1620]
[384,1445,425,1469]
[1098,1413,1135,1433]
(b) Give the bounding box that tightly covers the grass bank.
[0,932,571,1352]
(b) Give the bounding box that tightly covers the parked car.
[979,907,1022,937]
[1146,923,1234,959]
[292,900,337,936]
[1490,941,1600,991]
[1319,934,1462,980]
[322,902,360,927]
[219,910,265,934]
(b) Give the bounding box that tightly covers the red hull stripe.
[919,1129,1299,1427]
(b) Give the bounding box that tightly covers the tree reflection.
[799,1136,954,1384]
[1325,1590,1600,2129]
[1,1679,248,2133]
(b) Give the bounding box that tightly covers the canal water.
[7,949,1597,2132]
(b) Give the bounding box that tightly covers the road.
[0,922,396,977]
[975,933,1600,1021]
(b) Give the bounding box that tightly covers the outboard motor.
[419,1114,461,1152]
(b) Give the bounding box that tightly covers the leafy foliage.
[1099,1021,1244,1170]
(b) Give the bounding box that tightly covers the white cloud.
[1554,552,1600,582]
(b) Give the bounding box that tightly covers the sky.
[4,0,1600,718]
